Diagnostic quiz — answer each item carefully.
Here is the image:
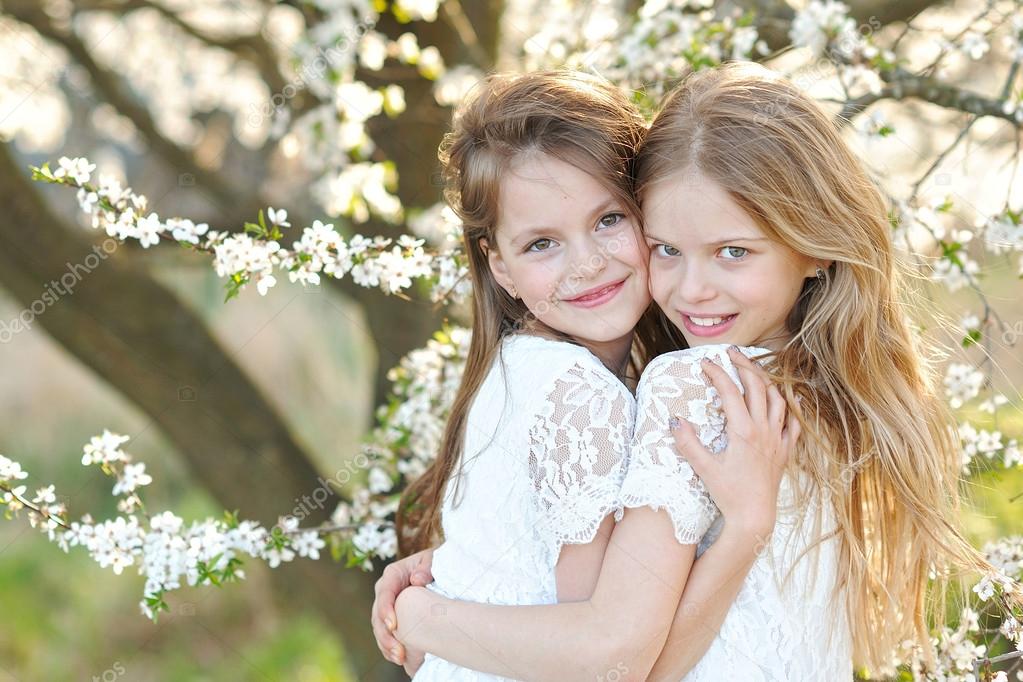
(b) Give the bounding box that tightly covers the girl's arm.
[647,522,767,680]
[395,347,794,681]
[396,506,698,681]
[647,349,797,680]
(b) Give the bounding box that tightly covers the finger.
[766,384,786,431]
[727,346,772,384]
[779,412,801,465]
[731,356,768,424]
[700,358,752,433]
[373,618,405,664]
[410,572,432,586]
[373,589,398,632]
[670,415,714,477]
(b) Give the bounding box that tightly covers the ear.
[804,259,834,279]
[481,238,517,298]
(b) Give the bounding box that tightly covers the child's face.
[485,152,651,348]
[643,171,818,351]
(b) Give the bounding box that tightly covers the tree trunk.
[0,143,403,681]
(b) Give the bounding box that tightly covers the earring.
[509,286,518,299]
[815,266,826,283]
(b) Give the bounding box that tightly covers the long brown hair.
[635,61,1000,671]
[397,71,685,556]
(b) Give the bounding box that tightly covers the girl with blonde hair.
[381,62,1006,679]
[380,68,796,681]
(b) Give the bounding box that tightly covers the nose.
[563,239,609,294]
[676,261,716,304]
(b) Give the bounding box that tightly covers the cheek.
[510,260,557,301]
[647,261,674,308]
[608,225,647,266]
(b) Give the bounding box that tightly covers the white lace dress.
[619,344,853,681]
[414,333,635,682]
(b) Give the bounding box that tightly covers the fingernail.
[668,416,680,430]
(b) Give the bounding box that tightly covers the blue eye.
[527,238,555,252]
[654,243,680,257]
[598,212,625,229]
[719,246,748,260]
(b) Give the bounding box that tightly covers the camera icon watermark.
[1002,321,1023,345]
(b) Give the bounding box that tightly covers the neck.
[520,323,634,382]
[583,332,634,381]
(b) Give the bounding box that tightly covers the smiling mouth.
[564,278,627,303]
[686,314,736,327]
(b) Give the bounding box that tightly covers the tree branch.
[70,0,290,95]
[5,1,255,214]
[837,69,1020,126]
[738,0,948,51]
[0,141,398,680]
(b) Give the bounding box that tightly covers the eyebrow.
[511,197,621,248]
[645,233,769,247]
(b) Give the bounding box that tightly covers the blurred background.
[0,0,1021,680]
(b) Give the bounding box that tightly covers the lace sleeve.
[617,345,754,545]
[528,360,635,553]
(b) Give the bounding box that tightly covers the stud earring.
[816,266,826,283]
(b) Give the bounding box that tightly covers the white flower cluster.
[326,326,471,566]
[961,422,1022,471]
[893,201,986,294]
[36,161,472,305]
[982,209,1023,257]
[0,434,337,621]
[572,1,767,95]
[789,0,861,59]
[47,157,214,250]
[280,1,447,225]
[945,363,986,409]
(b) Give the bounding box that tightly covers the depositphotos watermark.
[0,238,119,344]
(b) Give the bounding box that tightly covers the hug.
[370,62,997,681]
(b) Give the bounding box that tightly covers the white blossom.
[53,156,96,184]
[789,1,859,58]
[167,218,209,245]
[944,363,984,409]
[113,462,152,496]
[81,429,131,466]
[961,31,990,60]
[135,212,165,248]
[291,531,325,560]
[267,207,291,228]
[433,65,484,107]
[0,454,29,481]
[367,467,392,494]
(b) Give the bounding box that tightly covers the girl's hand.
[371,547,435,666]
[669,346,799,538]
[403,646,426,678]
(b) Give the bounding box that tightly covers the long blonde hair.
[635,61,993,672]
[397,71,685,555]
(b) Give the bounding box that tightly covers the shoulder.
[640,344,770,385]
[503,334,634,406]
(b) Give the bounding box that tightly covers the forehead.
[496,153,615,230]
[642,172,760,237]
